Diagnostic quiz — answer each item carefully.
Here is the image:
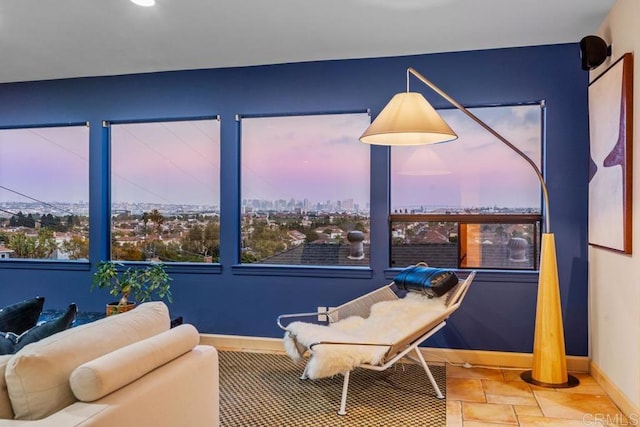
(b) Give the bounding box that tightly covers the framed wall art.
[588,52,634,254]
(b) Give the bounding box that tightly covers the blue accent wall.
[0,43,589,356]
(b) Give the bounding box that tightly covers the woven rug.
[219,351,446,427]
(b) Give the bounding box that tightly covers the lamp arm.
[407,67,551,232]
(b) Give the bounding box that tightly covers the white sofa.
[0,302,219,426]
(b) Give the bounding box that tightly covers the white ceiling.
[0,0,614,84]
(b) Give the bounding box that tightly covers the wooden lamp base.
[520,370,579,388]
[521,233,579,388]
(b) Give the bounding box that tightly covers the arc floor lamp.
[360,67,579,388]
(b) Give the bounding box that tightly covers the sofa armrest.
[0,345,219,427]
[70,324,199,402]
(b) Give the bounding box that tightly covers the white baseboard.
[419,347,589,372]
[199,333,589,372]
[589,360,640,421]
[200,334,285,354]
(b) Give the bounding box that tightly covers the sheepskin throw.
[284,293,447,379]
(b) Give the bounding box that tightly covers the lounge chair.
[277,269,476,415]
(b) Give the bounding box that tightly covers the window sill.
[231,264,373,279]
[0,259,91,271]
[115,261,222,275]
[383,268,539,283]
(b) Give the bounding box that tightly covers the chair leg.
[300,364,309,380]
[338,370,350,416]
[414,347,444,399]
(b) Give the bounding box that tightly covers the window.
[0,124,89,260]
[240,112,370,266]
[110,118,220,262]
[390,104,543,270]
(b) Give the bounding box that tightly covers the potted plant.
[92,261,173,315]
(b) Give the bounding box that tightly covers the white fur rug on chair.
[283,293,447,379]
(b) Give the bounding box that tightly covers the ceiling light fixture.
[130,0,155,7]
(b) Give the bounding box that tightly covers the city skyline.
[0,197,541,219]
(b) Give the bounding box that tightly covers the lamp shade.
[360,92,458,146]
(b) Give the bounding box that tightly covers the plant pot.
[106,302,136,316]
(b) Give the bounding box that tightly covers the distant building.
[287,230,307,246]
[0,245,14,259]
[422,229,450,244]
[248,239,536,270]
[259,242,369,266]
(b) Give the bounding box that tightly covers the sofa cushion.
[0,297,45,335]
[70,324,199,402]
[5,301,169,420]
[0,355,14,420]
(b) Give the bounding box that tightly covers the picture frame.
[588,52,634,254]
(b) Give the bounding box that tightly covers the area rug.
[219,351,446,427]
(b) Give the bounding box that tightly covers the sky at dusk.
[391,104,542,211]
[0,125,89,210]
[0,104,542,216]
[241,113,371,206]
[111,119,220,207]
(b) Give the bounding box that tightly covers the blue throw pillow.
[12,303,78,354]
[0,297,45,335]
[394,266,459,298]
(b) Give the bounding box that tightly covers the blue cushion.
[14,303,77,353]
[394,266,459,298]
[0,304,77,355]
[0,297,45,335]
[0,333,17,355]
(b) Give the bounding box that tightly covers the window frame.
[235,109,373,272]
[388,101,546,272]
[0,122,90,265]
[107,115,222,266]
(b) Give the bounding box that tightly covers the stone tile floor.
[446,365,631,426]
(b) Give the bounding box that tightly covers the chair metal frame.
[277,271,476,415]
